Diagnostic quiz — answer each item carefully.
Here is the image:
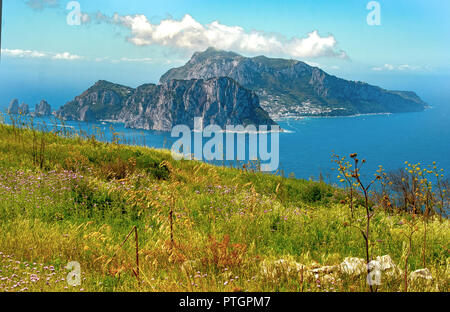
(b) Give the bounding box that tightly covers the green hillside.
[0,118,448,292]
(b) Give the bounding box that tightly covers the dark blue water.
[4,99,448,183]
[1,66,449,182]
[278,105,450,181]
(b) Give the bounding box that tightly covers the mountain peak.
[190,47,242,63]
[93,80,118,87]
[90,80,133,90]
[160,49,427,117]
[205,47,219,52]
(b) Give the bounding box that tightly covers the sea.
[1,71,449,183]
[1,96,449,184]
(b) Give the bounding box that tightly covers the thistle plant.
[332,154,355,218]
[349,154,381,292]
[337,153,381,292]
[399,217,418,292]
[431,162,448,220]
[375,165,393,213]
[417,168,433,268]
[403,161,444,268]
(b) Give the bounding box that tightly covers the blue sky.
[1,0,449,108]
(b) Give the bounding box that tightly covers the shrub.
[99,158,136,181]
[301,183,330,203]
[136,154,170,180]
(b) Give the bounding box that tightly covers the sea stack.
[7,99,19,114]
[34,100,52,116]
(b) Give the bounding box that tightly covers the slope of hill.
[0,122,447,292]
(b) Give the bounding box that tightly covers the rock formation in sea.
[33,100,52,117]
[56,78,277,131]
[7,99,19,115]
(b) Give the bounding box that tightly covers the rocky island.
[6,99,52,117]
[33,100,52,117]
[56,77,276,131]
[7,99,29,115]
[161,48,428,118]
[14,48,429,130]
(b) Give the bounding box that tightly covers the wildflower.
[30,274,39,282]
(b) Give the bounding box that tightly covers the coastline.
[272,110,428,122]
[271,105,431,122]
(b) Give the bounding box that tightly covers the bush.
[135,154,170,180]
[99,158,136,181]
[301,183,331,203]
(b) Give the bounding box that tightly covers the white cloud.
[374,64,395,71]
[53,52,82,60]
[1,49,184,65]
[1,48,82,61]
[21,4,348,60]
[1,48,47,58]
[107,14,346,59]
[120,57,154,63]
[398,64,420,71]
[372,63,421,71]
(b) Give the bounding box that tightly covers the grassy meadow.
[0,117,448,292]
